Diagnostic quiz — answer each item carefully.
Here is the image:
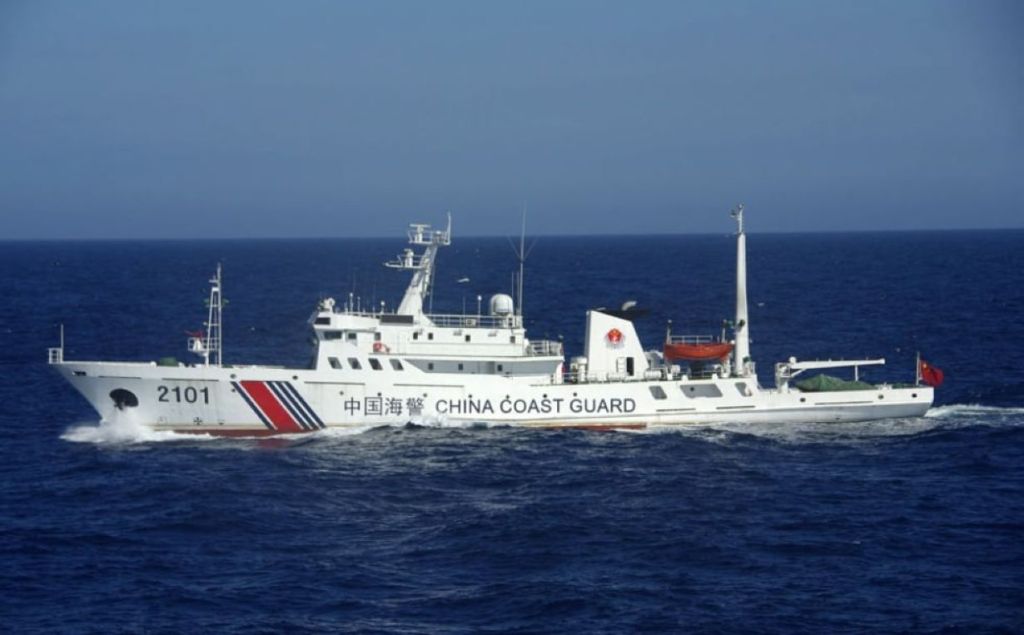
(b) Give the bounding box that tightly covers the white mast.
[189,264,223,366]
[386,214,451,317]
[731,204,751,377]
[517,210,526,316]
[206,263,223,367]
[508,207,535,319]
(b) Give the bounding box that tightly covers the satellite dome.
[489,294,514,316]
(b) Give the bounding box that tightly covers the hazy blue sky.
[0,1,1021,239]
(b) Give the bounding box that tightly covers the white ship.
[49,207,934,436]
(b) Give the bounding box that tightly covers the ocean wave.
[924,403,1024,418]
[60,415,509,445]
[308,424,385,438]
[642,419,945,444]
[61,416,215,445]
[61,403,1024,446]
[640,404,1024,444]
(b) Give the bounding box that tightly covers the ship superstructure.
[309,215,564,387]
[49,209,934,435]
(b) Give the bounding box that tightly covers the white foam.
[59,415,499,445]
[409,414,505,430]
[308,424,381,438]
[644,420,867,444]
[924,403,1024,418]
[646,417,943,444]
[636,402,1024,444]
[61,415,214,445]
[61,403,1023,445]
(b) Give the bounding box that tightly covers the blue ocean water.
[1,231,1023,633]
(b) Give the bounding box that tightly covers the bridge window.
[390,359,403,371]
[324,331,342,340]
[348,358,362,370]
[649,386,667,400]
[328,357,342,370]
[369,358,382,371]
[314,316,331,325]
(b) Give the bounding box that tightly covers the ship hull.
[54,360,933,436]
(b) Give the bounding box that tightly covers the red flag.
[919,359,944,387]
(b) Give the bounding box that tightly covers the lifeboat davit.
[663,341,734,361]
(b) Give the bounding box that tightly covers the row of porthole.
[412,332,517,343]
[328,357,404,372]
[797,393,919,403]
[426,362,503,372]
[648,386,923,404]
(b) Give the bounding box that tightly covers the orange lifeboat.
[663,341,734,361]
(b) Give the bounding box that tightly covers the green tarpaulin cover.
[795,374,875,392]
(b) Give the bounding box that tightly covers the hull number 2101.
[157,385,210,404]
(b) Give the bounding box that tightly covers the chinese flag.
[919,359,944,387]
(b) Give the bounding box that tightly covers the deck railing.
[528,339,563,357]
[427,313,521,329]
[666,334,715,344]
[334,308,522,329]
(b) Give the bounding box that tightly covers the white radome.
[489,293,514,317]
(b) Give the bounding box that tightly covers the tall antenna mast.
[189,264,224,366]
[206,263,223,367]
[517,208,526,316]
[507,205,536,319]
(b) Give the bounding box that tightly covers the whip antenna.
[508,205,537,317]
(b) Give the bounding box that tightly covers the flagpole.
[915,351,921,386]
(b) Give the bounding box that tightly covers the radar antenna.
[385,213,452,316]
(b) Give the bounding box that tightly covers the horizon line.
[1,226,1022,243]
